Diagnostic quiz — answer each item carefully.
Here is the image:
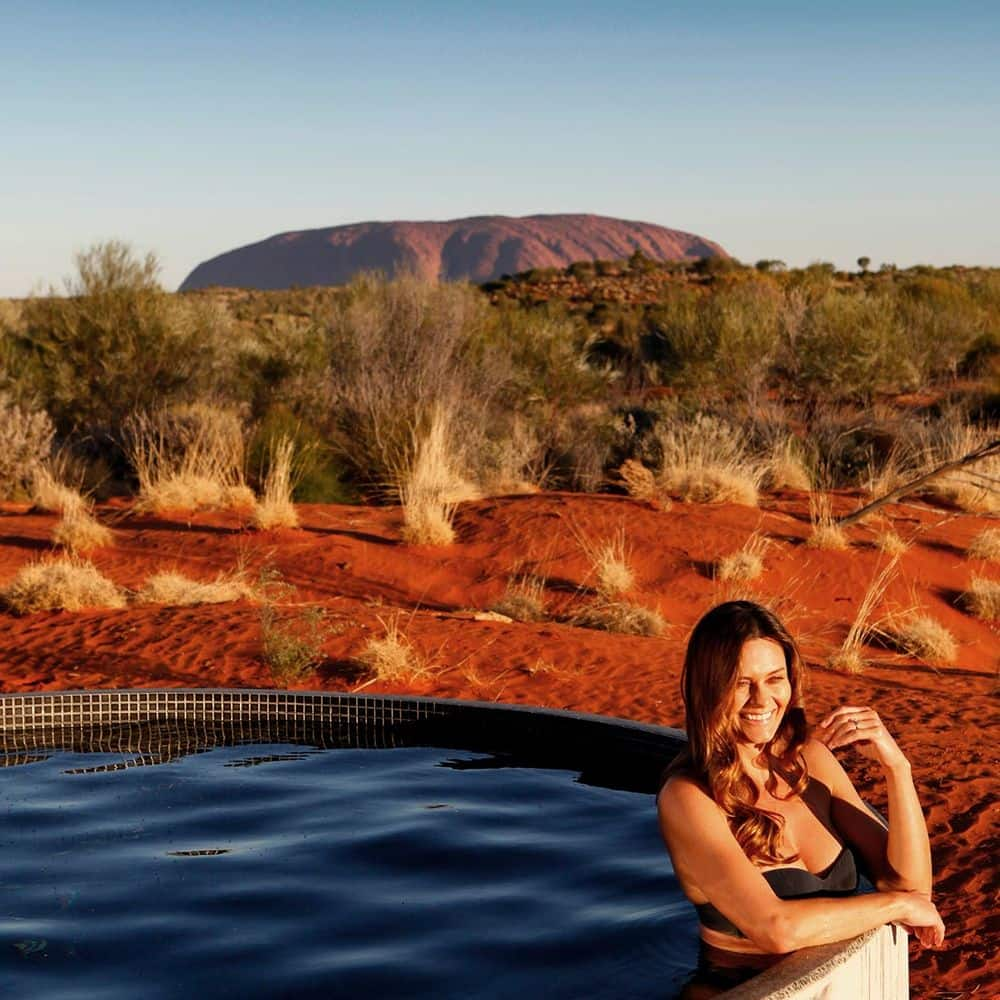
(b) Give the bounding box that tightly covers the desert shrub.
[125,403,254,512]
[967,528,1000,562]
[785,290,903,401]
[139,570,255,606]
[324,274,504,489]
[249,407,353,503]
[253,434,300,530]
[1,556,125,612]
[961,576,1000,619]
[0,394,54,500]
[260,605,332,684]
[12,241,230,435]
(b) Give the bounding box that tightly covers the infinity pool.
[0,733,699,998]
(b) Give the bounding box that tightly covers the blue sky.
[2,1,998,295]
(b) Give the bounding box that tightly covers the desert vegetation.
[2,241,997,511]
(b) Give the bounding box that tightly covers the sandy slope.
[0,492,996,997]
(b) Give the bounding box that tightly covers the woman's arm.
[815,707,933,896]
[657,776,944,954]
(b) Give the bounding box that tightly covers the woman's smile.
[733,638,790,745]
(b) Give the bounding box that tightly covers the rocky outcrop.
[179,214,727,290]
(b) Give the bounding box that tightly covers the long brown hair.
[670,600,809,865]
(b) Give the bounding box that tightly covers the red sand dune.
[0,491,996,996]
[179,213,728,290]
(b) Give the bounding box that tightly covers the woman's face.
[730,637,791,747]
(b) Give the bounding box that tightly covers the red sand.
[0,492,996,997]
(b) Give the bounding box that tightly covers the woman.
[658,600,944,976]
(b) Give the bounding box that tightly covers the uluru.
[179,213,728,290]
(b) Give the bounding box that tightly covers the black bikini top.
[694,845,860,938]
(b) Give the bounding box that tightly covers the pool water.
[0,740,700,999]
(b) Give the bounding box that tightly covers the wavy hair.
[670,600,809,865]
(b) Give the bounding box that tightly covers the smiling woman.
[657,601,944,996]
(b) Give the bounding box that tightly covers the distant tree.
[857,256,871,273]
[755,259,787,274]
[13,240,223,435]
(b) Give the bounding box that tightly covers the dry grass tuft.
[31,467,85,515]
[592,530,634,598]
[139,570,256,607]
[656,415,762,507]
[490,574,547,622]
[571,600,665,636]
[827,557,899,673]
[874,530,909,556]
[766,437,812,491]
[921,420,1000,514]
[619,459,662,503]
[881,614,958,664]
[253,434,300,530]
[827,649,867,674]
[1,557,125,612]
[807,494,849,550]
[960,576,1000,620]
[357,615,430,682]
[52,508,114,554]
[716,532,768,583]
[126,404,253,513]
[398,408,475,546]
[967,528,1000,563]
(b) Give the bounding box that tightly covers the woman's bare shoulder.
[657,772,717,815]
[801,736,852,787]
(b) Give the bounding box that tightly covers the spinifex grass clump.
[126,404,254,513]
[807,494,849,551]
[570,525,664,635]
[357,615,430,683]
[656,414,762,507]
[1,556,125,613]
[0,395,54,501]
[397,408,477,546]
[880,613,958,664]
[490,573,547,623]
[139,570,256,607]
[253,434,300,530]
[51,507,114,554]
[967,529,1000,563]
[716,532,768,583]
[961,576,1000,620]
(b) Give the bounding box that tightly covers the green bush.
[12,242,229,435]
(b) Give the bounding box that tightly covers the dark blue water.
[0,743,699,999]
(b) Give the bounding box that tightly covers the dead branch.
[836,438,1000,529]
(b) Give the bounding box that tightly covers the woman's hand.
[816,706,908,770]
[895,892,946,949]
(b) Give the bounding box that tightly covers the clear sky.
[2,0,998,296]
